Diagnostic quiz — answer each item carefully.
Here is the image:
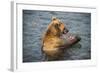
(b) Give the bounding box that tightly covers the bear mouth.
[60,28,68,39]
[62,28,69,34]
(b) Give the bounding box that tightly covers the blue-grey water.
[23,10,91,62]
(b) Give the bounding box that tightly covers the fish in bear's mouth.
[60,28,81,48]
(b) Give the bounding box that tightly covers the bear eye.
[56,23,60,27]
[58,23,61,26]
[54,24,58,28]
[54,23,61,28]
[55,23,60,27]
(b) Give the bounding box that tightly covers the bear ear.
[52,17,57,21]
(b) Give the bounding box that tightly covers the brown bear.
[41,17,81,61]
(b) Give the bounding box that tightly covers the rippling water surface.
[23,10,91,62]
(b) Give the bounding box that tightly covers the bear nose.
[63,28,69,34]
[66,29,69,33]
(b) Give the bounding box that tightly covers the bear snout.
[62,28,69,34]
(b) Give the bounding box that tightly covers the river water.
[23,10,91,62]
